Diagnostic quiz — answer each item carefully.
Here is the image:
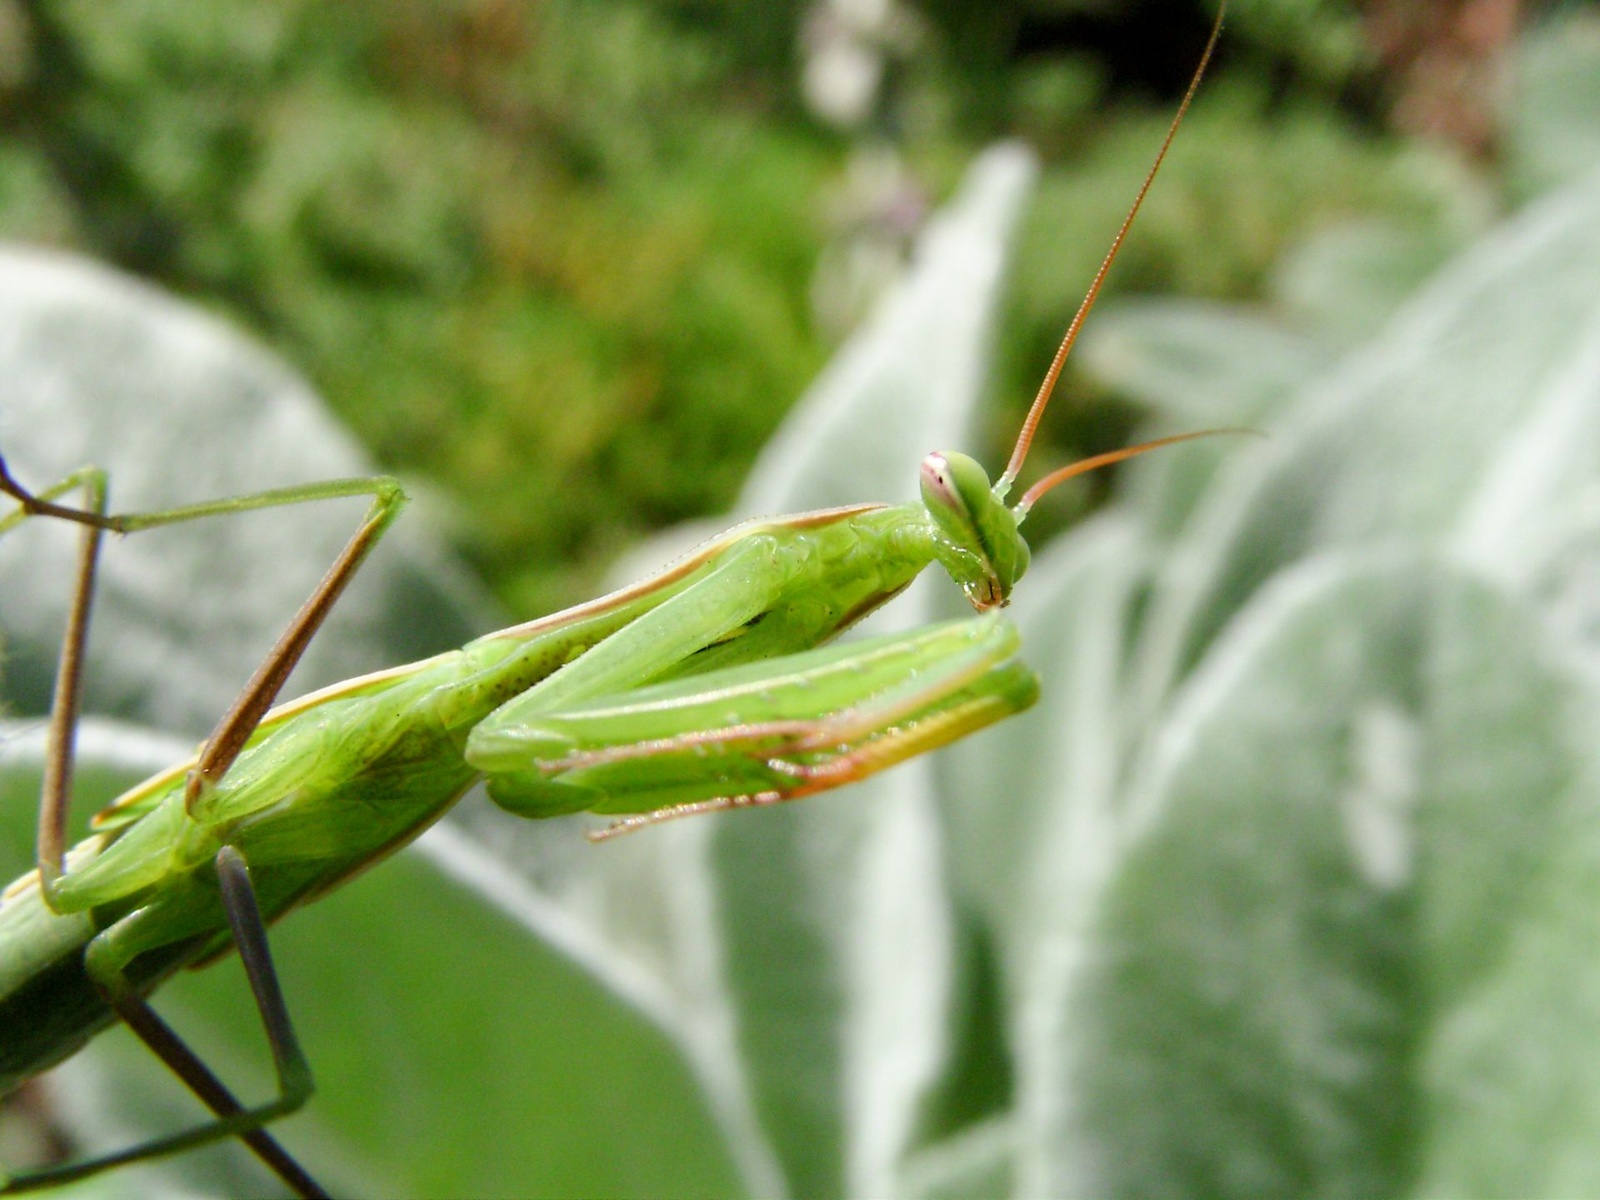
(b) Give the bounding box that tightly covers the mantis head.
[921,2,1237,616]
[919,428,1244,612]
[921,450,1028,611]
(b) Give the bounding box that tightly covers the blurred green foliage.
[0,0,1494,611]
[1,0,835,615]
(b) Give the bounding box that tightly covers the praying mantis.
[0,10,1228,1198]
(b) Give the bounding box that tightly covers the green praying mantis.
[0,10,1229,1198]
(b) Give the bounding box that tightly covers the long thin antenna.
[1013,428,1256,520]
[997,1,1227,495]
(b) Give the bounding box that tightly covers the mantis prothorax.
[0,7,1229,1196]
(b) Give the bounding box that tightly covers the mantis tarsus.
[0,9,1229,1197]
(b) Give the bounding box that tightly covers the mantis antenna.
[1013,427,1252,520]
[997,0,1228,502]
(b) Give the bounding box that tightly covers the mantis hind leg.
[0,457,405,901]
[0,846,324,1198]
[0,459,400,1190]
[0,460,110,907]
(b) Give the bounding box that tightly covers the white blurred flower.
[803,33,884,128]
[800,0,922,130]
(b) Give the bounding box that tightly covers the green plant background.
[3,1,1600,1196]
